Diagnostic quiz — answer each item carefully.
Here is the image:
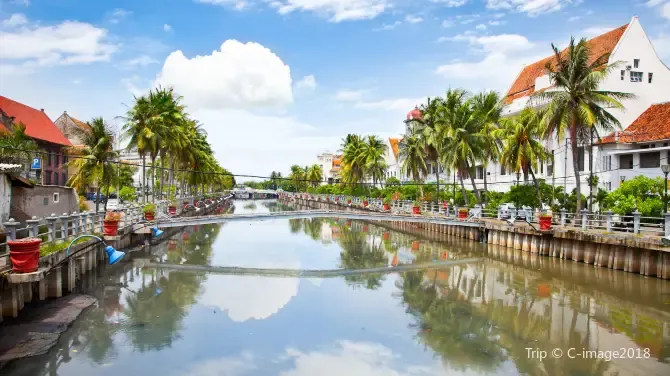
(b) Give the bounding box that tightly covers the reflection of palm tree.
[289,218,303,234]
[79,307,119,364]
[338,224,388,290]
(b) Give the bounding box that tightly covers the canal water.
[3,199,670,376]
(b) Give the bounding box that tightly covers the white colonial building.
[477,16,670,195]
[316,151,342,184]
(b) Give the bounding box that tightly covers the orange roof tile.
[505,24,628,104]
[69,115,91,131]
[389,137,401,160]
[600,102,670,144]
[0,96,72,146]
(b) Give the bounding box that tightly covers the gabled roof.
[505,24,628,104]
[0,96,72,146]
[600,102,670,144]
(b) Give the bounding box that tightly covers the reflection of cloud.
[176,351,255,376]
[280,341,446,376]
[200,275,299,322]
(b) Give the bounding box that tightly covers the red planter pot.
[8,238,41,273]
[103,220,120,236]
[412,241,420,251]
[363,201,369,207]
[383,232,390,240]
[412,206,421,215]
[347,200,351,205]
[539,216,552,230]
[383,203,390,211]
[363,225,368,232]
[458,210,468,219]
[443,202,448,209]
[168,206,177,217]
[183,232,190,240]
[145,212,155,221]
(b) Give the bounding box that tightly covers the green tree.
[537,37,634,216]
[306,164,323,189]
[399,127,428,199]
[0,122,39,167]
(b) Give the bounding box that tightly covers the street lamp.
[65,234,125,265]
[661,164,670,213]
[515,171,521,210]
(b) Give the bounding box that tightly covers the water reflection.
[3,200,670,376]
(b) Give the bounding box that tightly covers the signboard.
[30,157,41,170]
[30,157,42,170]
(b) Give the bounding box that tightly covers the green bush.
[119,186,137,202]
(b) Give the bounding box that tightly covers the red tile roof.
[600,102,670,144]
[0,96,72,146]
[505,24,628,104]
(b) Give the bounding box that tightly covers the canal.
[3,199,670,375]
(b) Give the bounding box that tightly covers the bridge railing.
[280,192,670,237]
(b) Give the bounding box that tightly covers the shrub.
[78,196,88,212]
[143,203,156,214]
[119,186,137,202]
[104,211,121,221]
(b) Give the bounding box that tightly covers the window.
[47,152,52,166]
[631,71,643,82]
[540,163,543,174]
[63,155,68,165]
[45,171,51,184]
[649,72,653,83]
[640,151,660,168]
[607,182,612,191]
[547,164,553,176]
[476,166,484,179]
[634,59,639,68]
[619,154,633,169]
[500,165,506,175]
[621,70,625,80]
[53,193,60,203]
[43,197,49,206]
[605,155,612,171]
[54,172,59,186]
[62,173,67,185]
[577,147,585,172]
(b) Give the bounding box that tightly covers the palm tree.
[340,134,367,189]
[472,91,503,204]
[535,37,634,216]
[399,127,428,199]
[306,164,323,189]
[362,135,388,188]
[67,117,117,212]
[497,108,551,206]
[419,97,446,202]
[0,122,39,168]
[289,165,305,192]
[122,95,153,203]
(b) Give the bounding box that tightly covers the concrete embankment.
[287,197,670,280]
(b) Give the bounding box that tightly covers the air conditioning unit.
[626,65,632,70]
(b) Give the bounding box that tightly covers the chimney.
[40,109,44,112]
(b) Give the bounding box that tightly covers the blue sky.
[1,0,669,176]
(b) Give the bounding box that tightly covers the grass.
[39,233,103,257]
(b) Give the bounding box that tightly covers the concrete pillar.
[640,250,658,277]
[530,236,539,254]
[560,208,566,226]
[507,231,514,248]
[606,211,613,232]
[561,239,572,259]
[539,236,550,255]
[38,279,47,300]
[72,212,80,236]
[624,248,640,273]
[62,259,76,293]
[611,246,626,270]
[514,232,522,250]
[26,217,40,238]
[659,253,670,280]
[2,285,19,318]
[581,209,588,231]
[59,213,70,240]
[571,240,583,262]
[3,218,19,241]
[46,214,58,241]
[521,234,530,252]
[22,282,33,304]
[583,243,595,264]
[46,266,61,298]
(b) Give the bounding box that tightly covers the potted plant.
[168,201,178,217]
[144,203,156,221]
[383,197,391,211]
[7,237,41,273]
[412,240,420,250]
[383,232,390,240]
[103,211,122,236]
[458,207,469,219]
[412,200,421,215]
[363,199,369,208]
[347,197,352,205]
[539,212,553,230]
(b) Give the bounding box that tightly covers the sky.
[1,0,669,178]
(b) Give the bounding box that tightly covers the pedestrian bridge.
[133,258,483,278]
[152,210,482,228]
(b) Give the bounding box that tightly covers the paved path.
[0,295,96,365]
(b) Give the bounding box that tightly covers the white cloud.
[441,19,454,28]
[663,2,670,20]
[199,0,390,22]
[568,15,580,22]
[295,74,317,93]
[433,0,468,7]
[475,23,487,30]
[280,341,447,376]
[582,26,615,37]
[442,33,535,53]
[488,20,504,26]
[106,8,131,24]
[486,0,565,16]
[333,89,366,101]
[156,39,293,110]
[646,0,665,6]
[355,97,426,111]
[0,17,118,72]
[1,13,28,27]
[373,20,401,31]
[11,0,30,6]
[404,15,423,24]
[120,55,160,69]
[121,75,145,97]
[652,33,670,62]
[163,23,172,32]
[72,79,81,85]
[177,352,256,376]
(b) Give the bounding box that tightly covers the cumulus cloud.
[486,0,565,16]
[355,97,426,111]
[156,39,293,110]
[1,13,28,27]
[582,26,616,37]
[177,352,256,376]
[120,55,160,69]
[433,0,468,7]
[163,23,172,31]
[404,15,423,24]
[295,74,317,93]
[198,0,389,22]
[281,341,447,376]
[373,20,401,31]
[0,16,118,72]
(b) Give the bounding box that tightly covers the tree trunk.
[151,156,157,203]
[159,155,165,202]
[570,125,582,217]
[142,155,146,204]
[95,174,102,213]
[466,163,483,205]
[458,173,469,207]
[483,163,489,205]
[435,160,440,204]
[529,166,542,209]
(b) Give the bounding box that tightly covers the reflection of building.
[0,96,72,185]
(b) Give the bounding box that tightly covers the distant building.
[53,111,92,183]
[0,96,72,186]
[316,151,342,184]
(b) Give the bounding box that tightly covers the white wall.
[0,174,11,224]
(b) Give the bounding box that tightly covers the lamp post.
[65,234,125,265]
[662,165,670,213]
[515,171,521,210]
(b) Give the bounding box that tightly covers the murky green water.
[4,199,670,376]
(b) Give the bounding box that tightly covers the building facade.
[0,96,72,186]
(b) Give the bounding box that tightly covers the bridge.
[133,258,483,278]
[151,210,482,228]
